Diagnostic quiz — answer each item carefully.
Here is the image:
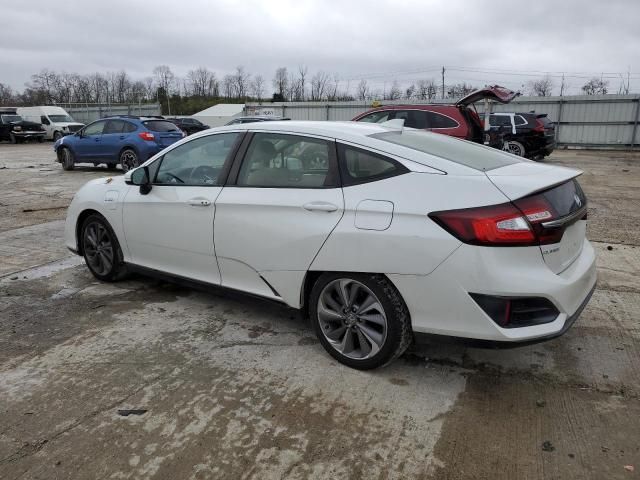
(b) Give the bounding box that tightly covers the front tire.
[53,131,63,142]
[310,273,412,370]
[119,148,139,172]
[60,147,75,171]
[81,214,128,282]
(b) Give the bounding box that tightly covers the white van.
[17,106,85,141]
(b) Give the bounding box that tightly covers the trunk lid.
[486,162,587,274]
[455,85,519,107]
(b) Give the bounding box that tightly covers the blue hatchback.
[54,116,184,172]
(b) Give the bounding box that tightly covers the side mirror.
[130,166,152,195]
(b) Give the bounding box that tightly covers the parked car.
[0,108,46,143]
[17,106,84,141]
[165,117,210,135]
[54,116,184,171]
[352,86,517,147]
[482,112,556,159]
[64,120,596,369]
[225,115,291,125]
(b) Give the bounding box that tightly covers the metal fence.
[245,95,640,149]
[56,103,162,124]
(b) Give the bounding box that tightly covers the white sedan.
[64,120,596,369]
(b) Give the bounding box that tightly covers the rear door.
[100,120,128,161]
[213,131,344,306]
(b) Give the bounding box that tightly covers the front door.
[214,132,344,306]
[122,132,243,284]
[74,120,106,160]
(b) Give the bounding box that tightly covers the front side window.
[40,116,50,125]
[338,143,408,185]
[83,121,106,136]
[155,133,241,186]
[358,110,392,123]
[237,133,336,188]
[49,114,74,123]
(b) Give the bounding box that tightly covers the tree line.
[0,65,622,115]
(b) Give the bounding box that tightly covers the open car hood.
[455,85,519,107]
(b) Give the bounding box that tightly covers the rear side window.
[515,115,528,126]
[143,120,181,132]
[337,143,408,186]
[370,130,520,171]
[427,111,459,129]
[123,122,137,133]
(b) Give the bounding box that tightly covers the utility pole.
[560,73,565,96]
[441,66,446,100]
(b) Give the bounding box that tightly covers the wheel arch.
[75,209,107,255]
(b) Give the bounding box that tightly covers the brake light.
[429,202,537,246]
[138,131,155,141]
[430,194,566,246]
[532,120,545,133]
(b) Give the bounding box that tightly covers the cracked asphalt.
[0,143,639,479]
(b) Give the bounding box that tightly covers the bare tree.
[0,82,14,105]
[416,79,438,100]
[233,66,251,99]
[310,71,330,101]
[187,67,214,97]
[447,82,476,98]
[527,76,554,96]
[251,75,265,100]
[297,65,308,101]
[357,79,369,100]
[387,80,402,100]
[153,65,175,112]
[582,77,609,95]
[222,74,235,99]
[272,67,288,99]
[405,84,416,100]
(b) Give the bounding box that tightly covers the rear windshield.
[143,120,181,132]
[370,130,521,171]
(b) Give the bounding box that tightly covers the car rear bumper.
[388,239,597,342]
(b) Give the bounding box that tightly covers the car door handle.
[303,202,338,212]
[119,135,125,140]
[187,198,211,207]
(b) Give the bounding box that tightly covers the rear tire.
[60,147,75,171]
[81,214,128,282]
[119,148,139,172]
[310,273,412,370]
[503,140,526,157]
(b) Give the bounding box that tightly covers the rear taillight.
[532,120,545,133]
[138,131,155,141]
[430,191,576,246]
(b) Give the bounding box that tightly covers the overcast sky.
[1,0,639,95]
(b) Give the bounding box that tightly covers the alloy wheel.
[317,279,388,360]
[83,222,115,277]
[120,150,138,172]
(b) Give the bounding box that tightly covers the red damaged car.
[352,85,518,146]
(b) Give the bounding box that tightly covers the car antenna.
[379,119,405,131]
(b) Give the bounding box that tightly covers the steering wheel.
[191,165,218,185]
[164,172,184,183]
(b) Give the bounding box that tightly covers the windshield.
[370,130,521,171]
[1,115,22,123]
[49,114,74,123]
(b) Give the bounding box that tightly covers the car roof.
[189,120,499,176]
